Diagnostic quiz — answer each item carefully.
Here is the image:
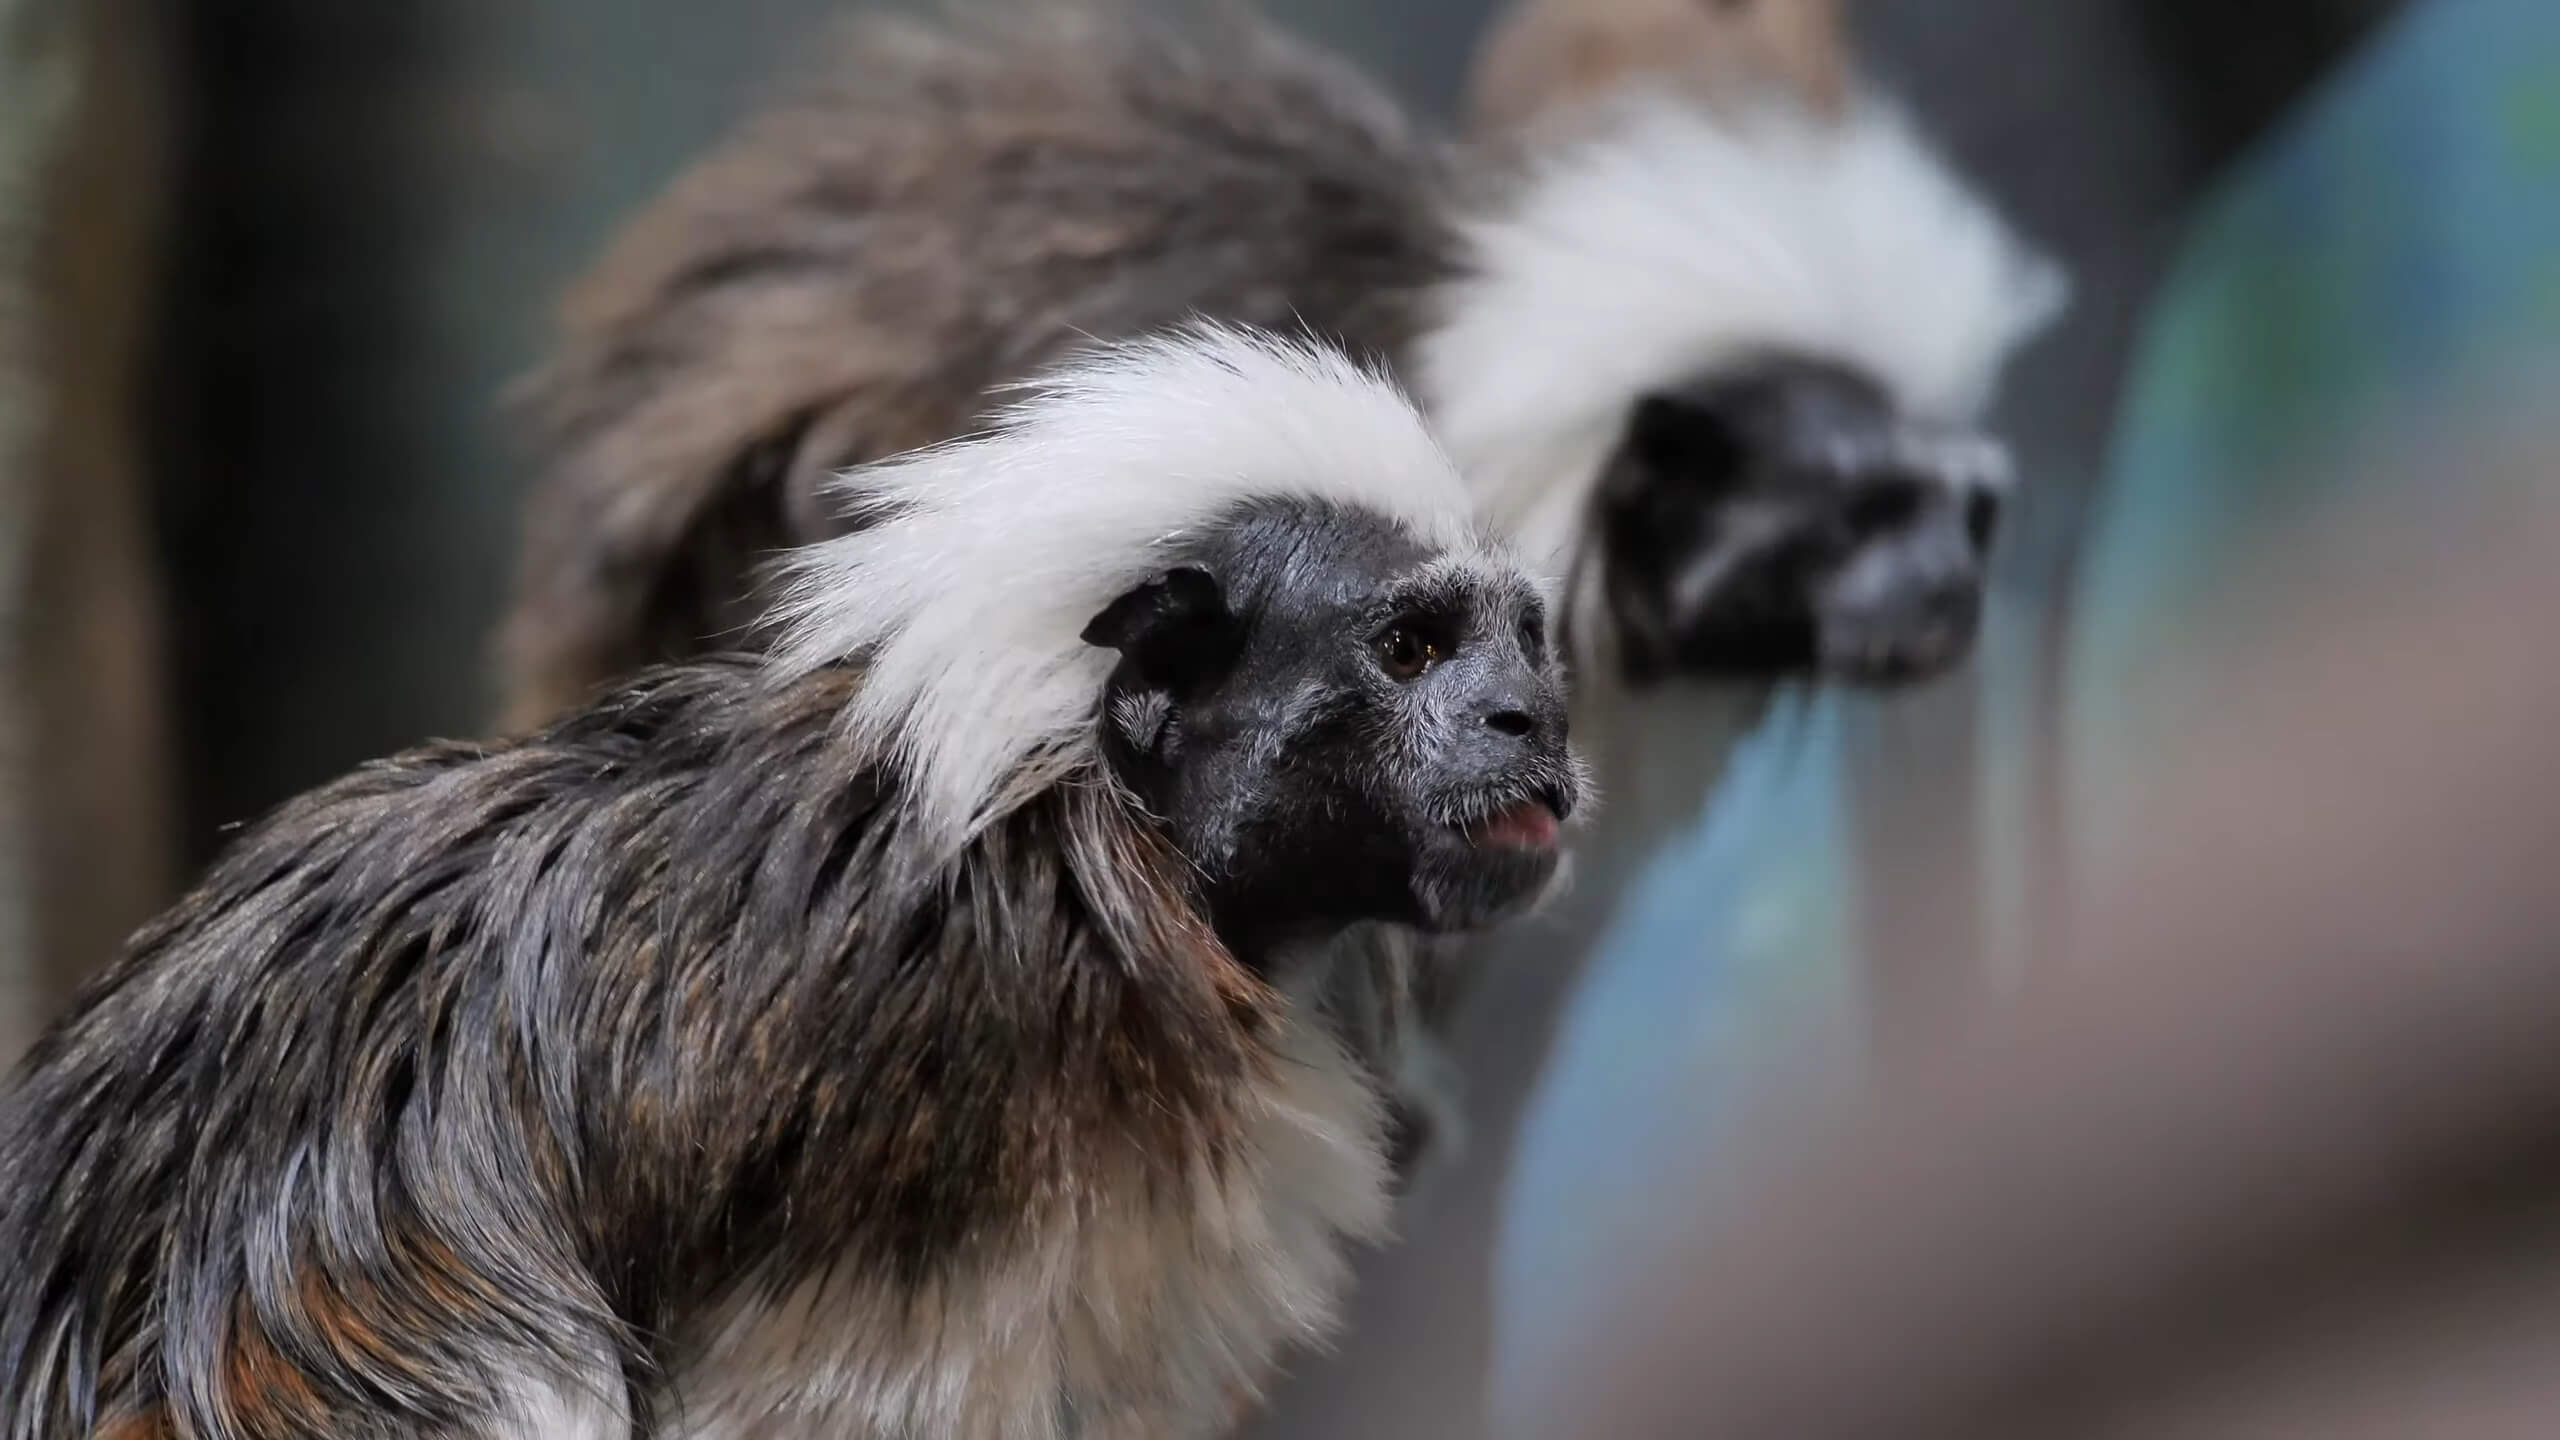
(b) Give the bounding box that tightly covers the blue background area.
[1489,0,2560,1413]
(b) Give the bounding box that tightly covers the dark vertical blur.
[151,0,831,869]
[2,0,175,1061]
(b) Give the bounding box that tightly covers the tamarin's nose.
[1465,657,1559,755]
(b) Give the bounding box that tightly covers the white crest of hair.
[1418,88,2068,575]
[767,323,1489,854]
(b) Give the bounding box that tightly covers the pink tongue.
[1476,801,1559,850]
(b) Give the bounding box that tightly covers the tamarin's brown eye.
[1375,625,1441,681]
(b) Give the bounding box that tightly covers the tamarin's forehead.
[1392,551,1549,624]
[1185,496,1532,611]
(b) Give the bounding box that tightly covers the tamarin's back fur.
[507,4,1461,729]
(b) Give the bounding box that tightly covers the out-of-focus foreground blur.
[1518,416,2560,1438]
[5,0,2556,1435]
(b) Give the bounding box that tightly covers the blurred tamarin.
[0,330,1585,1439]
[497,0,2062,1161]
[1515,435,2560,1440]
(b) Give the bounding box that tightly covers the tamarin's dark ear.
[1610,391,1750,501]
[1082,567,1240,694]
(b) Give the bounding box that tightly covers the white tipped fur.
[768,325,1489,854]
[1419,91,2067,575]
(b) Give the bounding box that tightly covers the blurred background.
[7,0,2557,1433]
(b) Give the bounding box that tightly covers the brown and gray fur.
[503,2,1463,733]
[0,332,1583,1438]
[7,665,1277,1438]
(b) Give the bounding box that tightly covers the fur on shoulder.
[1418,89,2067,569]
[765,324,1487,855]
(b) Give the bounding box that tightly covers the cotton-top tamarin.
[0,329,1584,1440]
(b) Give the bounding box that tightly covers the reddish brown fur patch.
[92,1411,175,1440]
[217,1311,329,1435]
[294,1267,387,1362]
[217,1243,513,1432]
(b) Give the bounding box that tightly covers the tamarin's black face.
[1594,356,2013,689]
[1084,498,1581,959]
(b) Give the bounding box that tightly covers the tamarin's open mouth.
[1463,797,1562,852]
